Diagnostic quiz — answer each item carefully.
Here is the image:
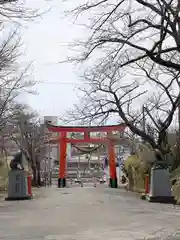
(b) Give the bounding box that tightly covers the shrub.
[124,153,151,193]
[0,156,9,191]
[124,142,180,204]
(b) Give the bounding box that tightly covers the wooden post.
[84,131,90,141]
[27,175,32,196]
[145,174,149,194]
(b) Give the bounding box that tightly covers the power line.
[36,81,87,86]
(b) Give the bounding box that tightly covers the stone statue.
[10,151,24,170]
[5,150,33,201]
[154,149,168,169]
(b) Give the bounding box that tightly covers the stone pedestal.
[5,170,33,201]
[146,166,175,203]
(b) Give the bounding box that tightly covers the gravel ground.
[0,183,179,240]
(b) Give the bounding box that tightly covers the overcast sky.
[16,0,179,129]
[21,0,85,118]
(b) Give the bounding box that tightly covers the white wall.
[44,116,58,125]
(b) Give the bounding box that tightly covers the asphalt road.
[0,184,180,240]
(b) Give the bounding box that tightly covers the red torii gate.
[46,122,126,188]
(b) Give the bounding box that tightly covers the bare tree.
[0,27,38,172]
[0,0,42,23]
[9,106,46,186]
[0,29,36,131]
[61,1,180,157]
[63,0,180,72]
[0,0,47,119]
[65,59,180,156]
[0,0,48,185]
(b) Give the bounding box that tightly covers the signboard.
[67,133,72,162]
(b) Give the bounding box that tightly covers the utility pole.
[142,105,146,133]
[178,100,180,143]
[177,100,180,164]
[142,105,146,143]
[48,142,51,186]
[44,157,47,186]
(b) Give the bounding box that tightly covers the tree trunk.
[36,161,41,186]
[32,164,38,187]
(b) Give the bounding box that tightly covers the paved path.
[0,184,180,239]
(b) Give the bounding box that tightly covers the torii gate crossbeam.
[46,122,126,188]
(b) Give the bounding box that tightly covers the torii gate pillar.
[108,140,118,188]
[58,132,67,188]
